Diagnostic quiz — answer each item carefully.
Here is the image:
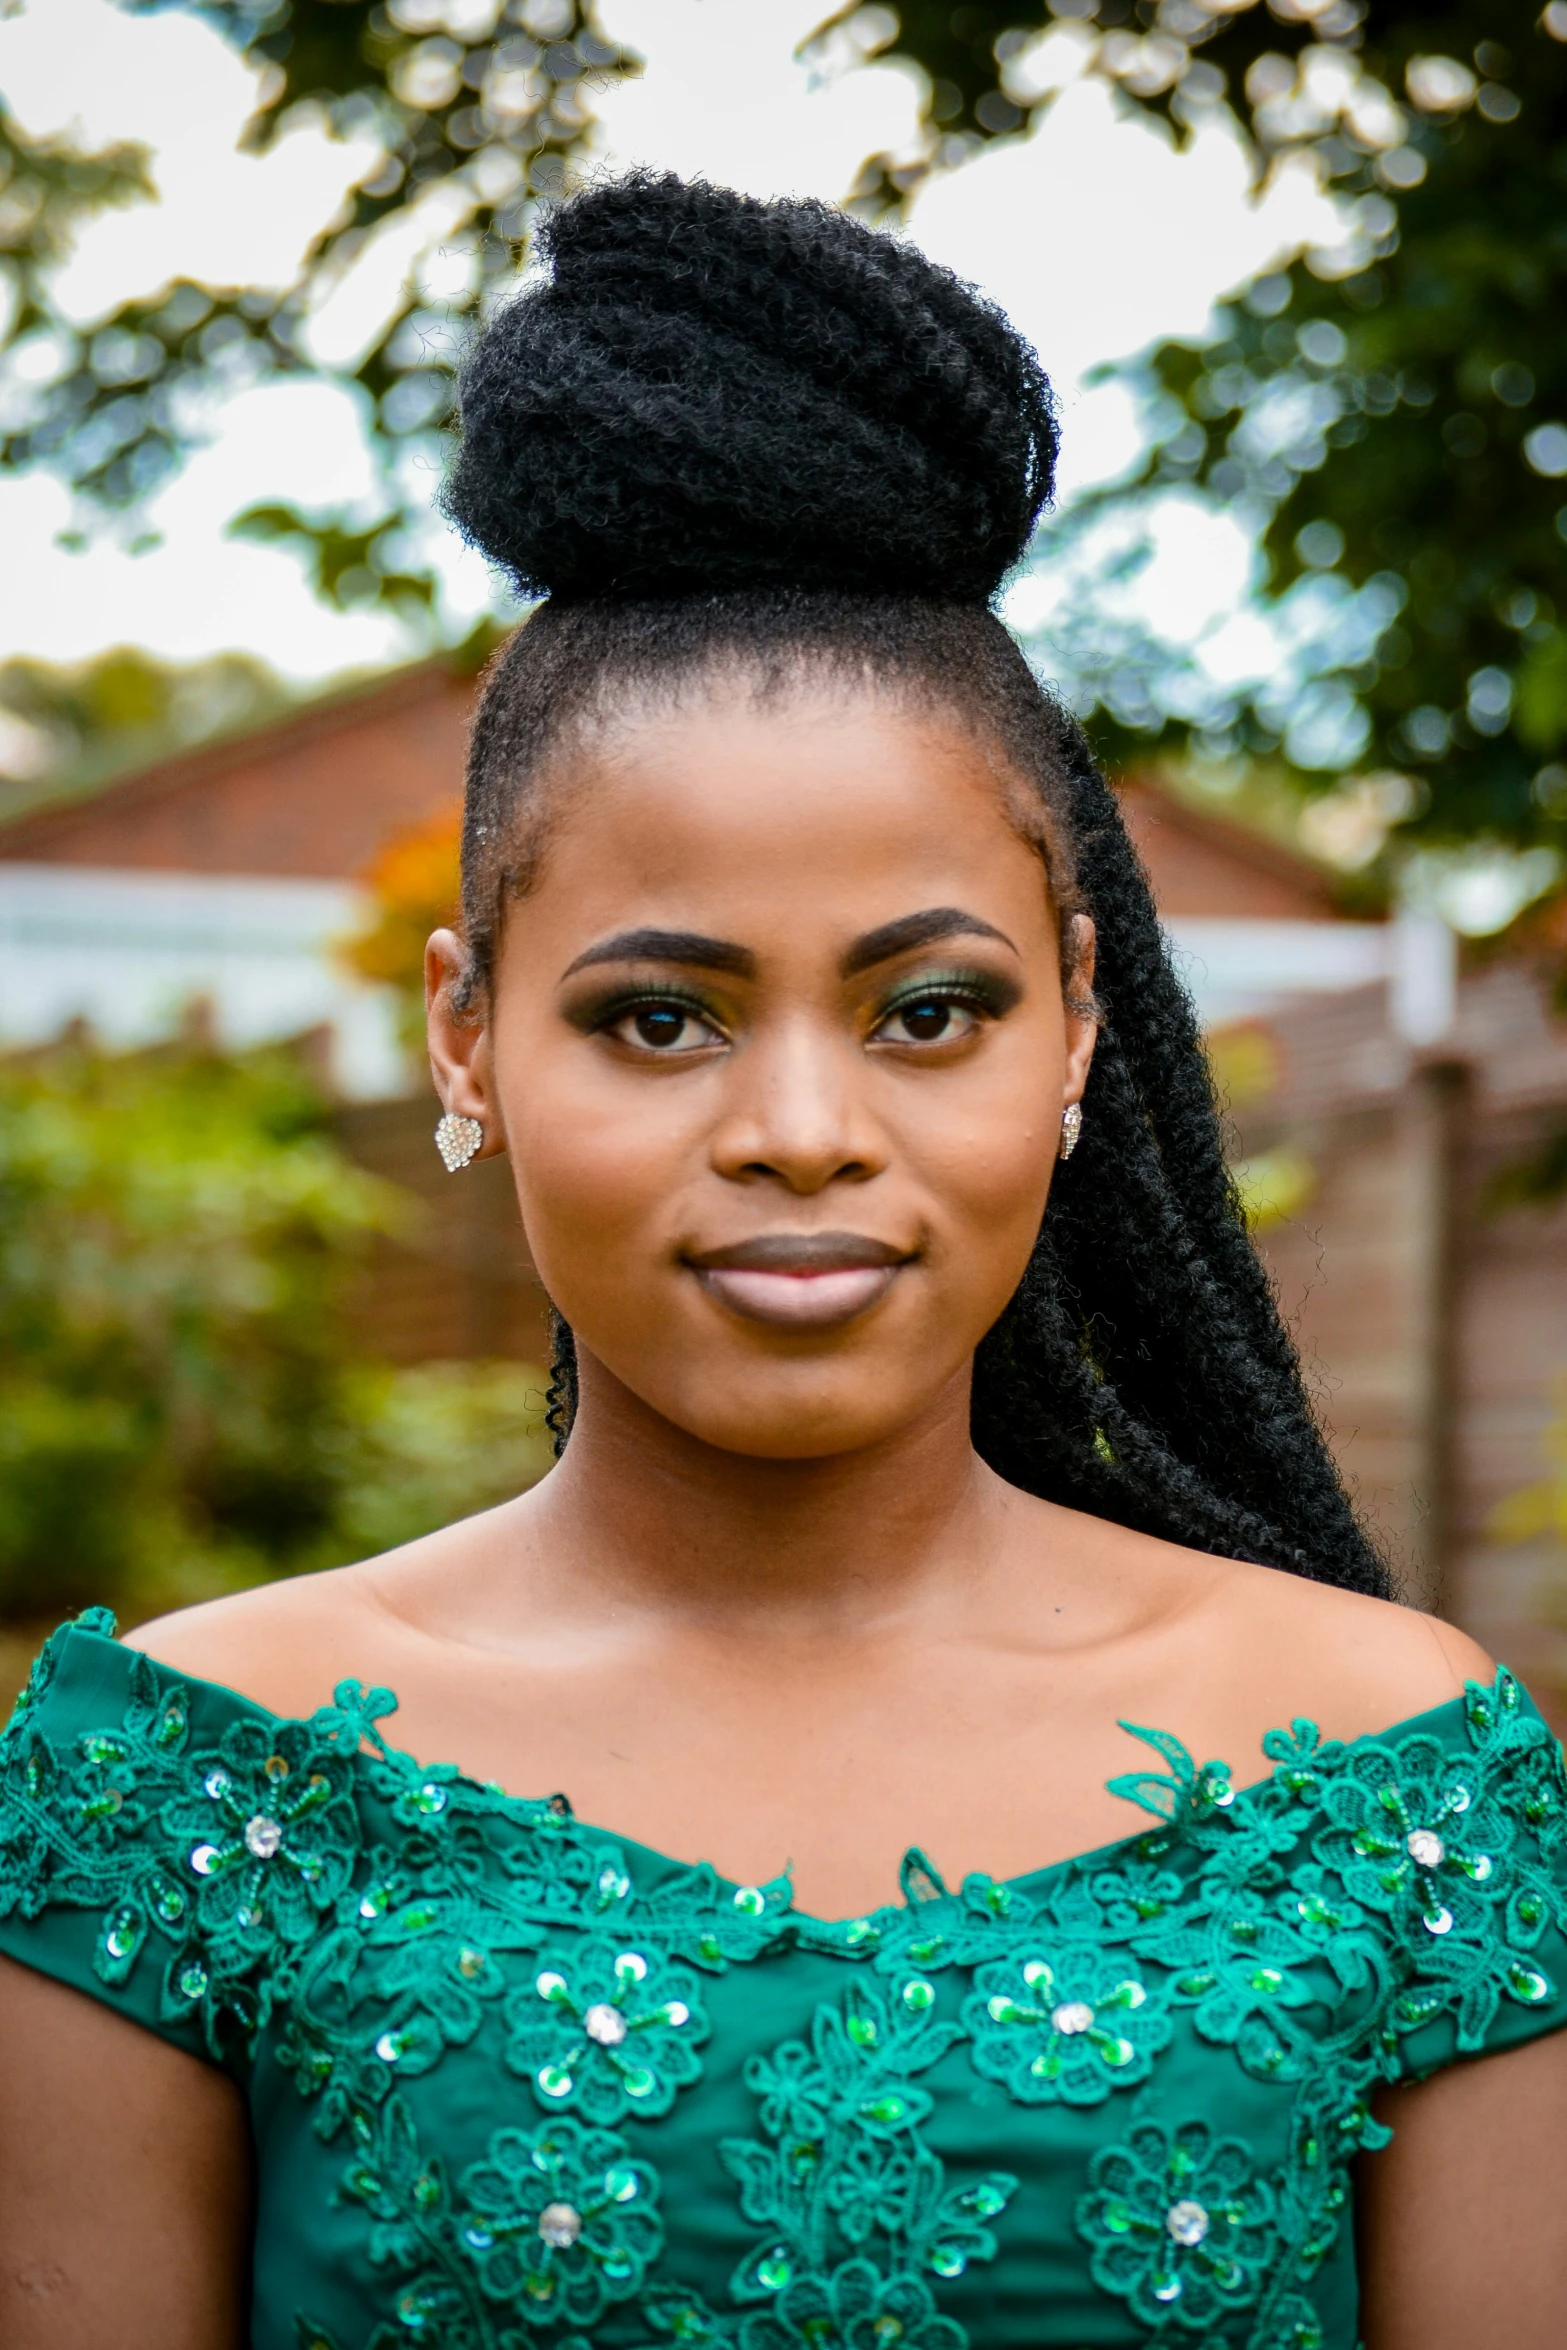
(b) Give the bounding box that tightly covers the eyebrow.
[561,907,1019,986]
[561,927,758,981]
[839,906,1018,978]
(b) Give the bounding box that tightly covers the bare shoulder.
[1003,1485,1495,1750]
[123,1496,532,1717]
[1203,1550,1495,1744]
[1005,1486,1494,1739]
[125,1564,385,1717]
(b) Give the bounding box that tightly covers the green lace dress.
[3,1615,1566,2350]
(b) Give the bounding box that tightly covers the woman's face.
[428,681,1097,1460]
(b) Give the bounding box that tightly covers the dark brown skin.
[4,678,1564,2342]
[0,1949,251,2344]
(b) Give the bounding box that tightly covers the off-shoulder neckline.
[35,1614,1542,1936]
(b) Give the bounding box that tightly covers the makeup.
[686,1231,910,1328]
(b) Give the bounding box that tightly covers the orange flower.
[339,805,462,1017]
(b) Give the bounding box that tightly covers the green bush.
[0,1033,550,1624]
[328,1360,553,1561]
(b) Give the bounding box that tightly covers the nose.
[708,1014,888,1195]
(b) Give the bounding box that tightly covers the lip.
[686,1231,911,1329]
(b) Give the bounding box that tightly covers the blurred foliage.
[329,1357,551,1558]
[0,101,152,356]
[0,644,295,805]
[1069,16,1567,856]
[0,1029,394,1616]
[338,798,462,1045]
[1203,1018,1316,1229]
[0,1029,548,1625]
[9,0,1567,895]
[1229,1142,1317,1229]
[1205,1016,1282,1113]
[0,0,635,530]
[1489,1373,1567,1550]
[230,500,442,623]
[852,2,1567,896]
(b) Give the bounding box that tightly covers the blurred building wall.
[335,1096,552,1371]
[0,664,1406,1067]
[1243,969,1567,1723]
[0,660,471,875]
[0,864,405,1097]
[0,662,473,1096]
[2,659,1565,1705]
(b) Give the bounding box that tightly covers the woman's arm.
[0,1953,251,2348]
[1358,2029,1567,2347]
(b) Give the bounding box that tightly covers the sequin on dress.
[3,1612,1566,2349]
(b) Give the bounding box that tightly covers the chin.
[650,1372,944,1463]
[689,1417,912,1463]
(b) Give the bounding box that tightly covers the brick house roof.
[0,656,1344,923]
[0,660,474,880]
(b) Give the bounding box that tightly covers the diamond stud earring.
[434,1112,484,1172]
[1059,1102,1083,1161]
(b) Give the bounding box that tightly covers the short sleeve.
[0,1611,351,2071]
[1376,1671,1567,2081]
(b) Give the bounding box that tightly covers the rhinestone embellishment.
[434,1112,483,1172]
[244,1814,283,1860]
[536,2201,582,2249]
[1165,2198,1211,2246]
[31,1627,1563,2349]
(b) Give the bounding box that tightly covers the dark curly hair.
[443,170,1390,1599]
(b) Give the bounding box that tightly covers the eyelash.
[591,988,728,1054]
[585,970,1012,1056]
[871,975,1006,1047]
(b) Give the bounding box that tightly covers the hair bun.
[444,171,1057,606]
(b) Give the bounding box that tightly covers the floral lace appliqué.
[505,1937,708,2120]
[7,1624,1567,2350]
[303,2096,662,2348]
[965,1942,1171,2102]
[1076,2117,1276,2333]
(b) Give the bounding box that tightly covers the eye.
[874,992,983,1047]
[607,998,723,1054]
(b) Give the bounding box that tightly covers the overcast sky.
[0,0,1338,684]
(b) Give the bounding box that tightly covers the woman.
[1,173,1563,2350]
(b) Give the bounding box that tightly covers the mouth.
[685,1231,912,1329]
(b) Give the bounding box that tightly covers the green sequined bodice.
[2,1616,1565,2350]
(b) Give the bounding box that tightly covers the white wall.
[0,868,1459,1095]
[1165,913,1456,1044]
[0,864,407,1099]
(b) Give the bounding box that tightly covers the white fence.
[1165,910,1456,1044]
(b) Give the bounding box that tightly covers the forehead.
[516,685,1058,955]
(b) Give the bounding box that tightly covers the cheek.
[494,1038,705,1296]
[905,1061,1059,1276]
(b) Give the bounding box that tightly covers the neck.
[522,1347,1008,1637]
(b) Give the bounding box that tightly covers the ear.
[1062,914,1098,1106]
[425,928,506,1158]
